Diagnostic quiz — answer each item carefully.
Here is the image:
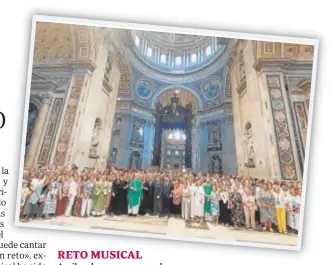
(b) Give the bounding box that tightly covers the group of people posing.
[20,166,302,234]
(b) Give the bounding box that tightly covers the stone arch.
[151,84,203,109]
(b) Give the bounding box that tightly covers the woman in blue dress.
[23,171,44,222]
[259,182,276,232]
[210,184,220,225]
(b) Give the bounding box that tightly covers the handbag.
[38,194,46,204]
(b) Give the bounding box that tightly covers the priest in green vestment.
[127,174,143,216]
[203,180,213,221]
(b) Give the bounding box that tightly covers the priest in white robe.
[189,180,198,219]
[194,180,205,222]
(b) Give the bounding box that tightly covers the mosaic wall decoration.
[201,77,222,100]
[38,98,63,165]
[53,75,85,166]
[293,102,308,154]
[135,77,154,99]
[266,75,297,180]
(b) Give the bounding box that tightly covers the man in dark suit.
[162,176,173,217]
[153,175,163,217]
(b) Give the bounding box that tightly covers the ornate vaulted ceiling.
[112,28,231,111]
[115,29,230,83]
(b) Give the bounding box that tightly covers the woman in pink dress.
[172,180,182,218]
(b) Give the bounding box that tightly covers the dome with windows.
[130,30,227,74]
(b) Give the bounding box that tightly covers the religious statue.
[185,102,192,113]
[244,122,255,167]
[163,93,182,116]
[211,155,221,173]
[114,117,121,130]
[212,130,219,143]
[89,118,102,158]
[111,148,117,164]
[132,123,143,142]
[155,101,163,112]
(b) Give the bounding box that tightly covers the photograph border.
[14,14,320,251]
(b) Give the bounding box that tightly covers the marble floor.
[26,215,298,247]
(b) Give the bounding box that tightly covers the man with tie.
[162,176,174,217]
[153,175,163,217]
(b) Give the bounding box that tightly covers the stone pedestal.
[25,95,52,168]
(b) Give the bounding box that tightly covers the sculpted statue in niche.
[244,122,255,167]
[164,93,181,116]
[129,151,141,169]
[132,121,144,142]
[155,101,163,112]
[110,148,117,164]
[89,118,103,158]
[209,122,221,144]
[210,155,222,173]
[114,117,121,131]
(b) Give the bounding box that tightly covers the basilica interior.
[24,22,314,180]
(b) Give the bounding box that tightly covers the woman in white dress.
[181,181,191,221]
[286,187,301,233]
[194,179,205,222]
[189,179,198,220]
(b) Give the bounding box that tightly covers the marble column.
[25,95,52,168]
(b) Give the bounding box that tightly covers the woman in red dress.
[56,172,70,216]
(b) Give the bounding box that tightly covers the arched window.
[135,36,140,47]
[160,54,166,63]
[191,53,197,63]
[175,56,182,65]
[206,45,212,56]
[147,47,152,57]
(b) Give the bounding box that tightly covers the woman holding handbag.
[242,187,257,229]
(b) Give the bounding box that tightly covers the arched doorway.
[210,154,223,173]
[129,151,141,169]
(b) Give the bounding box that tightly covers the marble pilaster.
[25,95,52,168]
